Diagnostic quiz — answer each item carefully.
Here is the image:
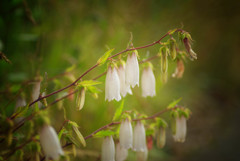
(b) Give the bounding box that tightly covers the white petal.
[117,65,132,97]
[133,121,146,151]
[125,52,139,88]
[102,136,115,161]
[39,125,64,160]
[116,143,128,161]
[32,81,41,101]
[105,67,112,101]
[141,67,156,97]
[105,67,121,102]
[119,119,133,149]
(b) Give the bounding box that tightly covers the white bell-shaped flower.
[117,64,132,97]
[173,116,187,142]
[116,142,128,161]
[32,81,41,101]
[105,66,121,102]
[119,118,133,149]
[15,97,26,123]
[136,148,148,161]
[141,66,156,97]
[101,136,115,161]
[39,125,64,160]
[133,121,147,152]
[125,51,139,88]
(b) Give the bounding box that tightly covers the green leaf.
[167,98,182,109]
[112,100,124,121]
[97,48,115,66]
[87,85,102,94]
[58,127,66,140]
[168,28,177,35]
[155,118,168,128]
[65,64,76,73]
[94,130,115,138]
[78,80,102,87]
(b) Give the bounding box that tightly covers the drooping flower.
[39,125,64,160]
[173,116,187,142]
[15,97,26,123]
[105,66,121,102]
[116,142,128,161]
[172,59,185,78]
[101,136,115,161]
[119,118,133,149]
[133,121,147,152]
[141,66,156,97]
[32,81,41,101]
[183,37,197,61]
[117,63,132,97]
[125,51,139,88]
[136,148,148,161]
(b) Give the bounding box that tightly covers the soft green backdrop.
[0,0,239,161]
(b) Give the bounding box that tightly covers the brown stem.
[28,29,184,107]
[59,106,178,152]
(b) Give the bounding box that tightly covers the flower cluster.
[105,51,156,102]
[101,120,148,161]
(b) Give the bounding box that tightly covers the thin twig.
[28,29,184,107]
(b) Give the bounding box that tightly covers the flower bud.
[156,127,166,148]
[160,47,168,83]
[117,63,132,97]
[101,136,115,161]
[169,38,177,60]
[119,119,133,149]
[172,116,187,142]
[76,87,86,110]
[133,121,147,152]
[125,51,139,88]
[39,125,64,160]
[105,66,121,102]
[116,143,128,161]
[141,66,156,97]
[172,59,185,78]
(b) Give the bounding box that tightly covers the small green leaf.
[65,64,76,73]
[78,80,102,87]
[58,127,66,140]
[112,100,124,121]
[155,118,168,128]
[87,85,102,94]
[94,130,115,138]
[167,98,182,109]
[168,28,177,35]
[97,48,115,66]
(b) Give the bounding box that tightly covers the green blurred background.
[1,0,240,160]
